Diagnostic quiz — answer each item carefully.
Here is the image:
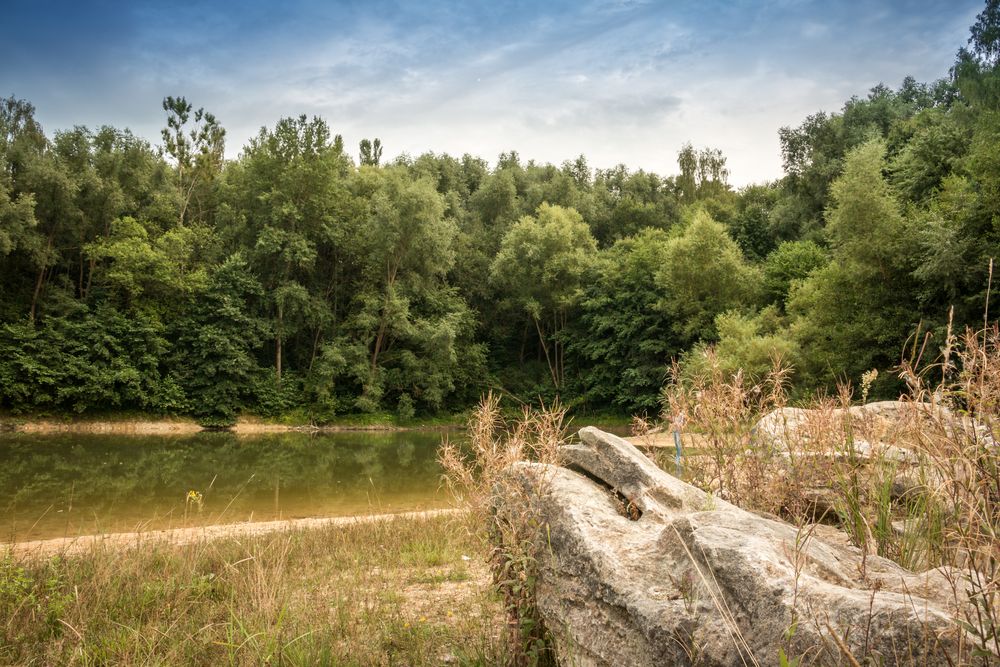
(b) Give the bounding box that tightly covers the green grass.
[0,515,504,666]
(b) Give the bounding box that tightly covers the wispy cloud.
[0,0,983,185]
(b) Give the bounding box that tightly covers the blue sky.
[0,0,983,185]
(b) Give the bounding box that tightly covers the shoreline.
[1,416,463,435]
[4,508,464,557]
[2,413,634,436]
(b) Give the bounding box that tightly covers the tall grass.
[0,514,504,665]
[662,324,1000,664]
[439,392,565,667]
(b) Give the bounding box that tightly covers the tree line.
[1,4,999,425]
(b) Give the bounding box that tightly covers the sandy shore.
[3,418,459,435]
[4,508,463,558]
[11,418,204,435]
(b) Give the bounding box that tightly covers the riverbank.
[1,409,635,435]
[0,413,465,435]
[0,512,503,665]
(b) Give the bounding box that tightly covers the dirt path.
[4,508,464,558]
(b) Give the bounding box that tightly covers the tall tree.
[569,228,675,412]
[359,138,383,167]
[656,209,760,345]
[490,203,597,390]
[789,139,918,386]
[226,114,352,385]
[160,96,225,226]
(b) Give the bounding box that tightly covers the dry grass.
[661,324,1000,665]
[0,513,504,666]
[439,392,566,667]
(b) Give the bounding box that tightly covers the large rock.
[508,427,971,666]
[753,400,997,459]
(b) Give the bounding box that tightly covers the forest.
[1,12,998,426]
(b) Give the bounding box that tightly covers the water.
[0,430,454,543]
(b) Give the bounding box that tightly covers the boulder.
[753,400,997,458]
[507,427,972,666]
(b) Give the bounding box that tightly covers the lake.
[0,429,455,543]
[0,422,633,543]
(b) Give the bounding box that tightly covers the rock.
[754,401,997,457]
[506,427,973,667]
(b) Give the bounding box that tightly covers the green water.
[0,430,455,543]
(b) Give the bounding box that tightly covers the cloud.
[0,0,984,185]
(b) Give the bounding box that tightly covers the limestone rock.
[508,427,971,667]
[753,400,997,457]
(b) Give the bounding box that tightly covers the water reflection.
[0,430,453,542]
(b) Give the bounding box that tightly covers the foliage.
[656,209,761,346]
[682,308,800,384]
[569,229,675,413]
[490,203,597,391]
[1,5,999,418]
[788,139,919,388]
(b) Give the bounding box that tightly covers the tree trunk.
[29,266,46,323]
[370,262,398,378]
[533,316,559,389]
[275,303,283,386]
[308,326,323,373]
[78,249,85,299]
[519,322,528,364]
[28,235,54,323]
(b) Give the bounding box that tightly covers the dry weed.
[439,392,566,666]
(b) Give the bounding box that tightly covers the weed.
[439,392,564,666]
[663,323,1000,664]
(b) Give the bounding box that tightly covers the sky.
[0,0,985,186]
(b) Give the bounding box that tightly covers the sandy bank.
[11,418,203,435]
[4,508,463,558]
[3,417,460,435]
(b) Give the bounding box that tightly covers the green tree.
[682,307,800,383]
[346,167,470,411]
[762,240,828,307]
[656,209,761,345]
[160,96,225,227]
[226,114,352,385]
[569,229,676,413]
[490,203,597,390]
[170,254,268,425]
[789,139,918,386]
[359,138,383,167]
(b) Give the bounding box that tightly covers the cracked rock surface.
[508,427,968,667]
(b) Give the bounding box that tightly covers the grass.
[439,393,565,666]
[660,323,1000,665]
[0,514,505,666]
